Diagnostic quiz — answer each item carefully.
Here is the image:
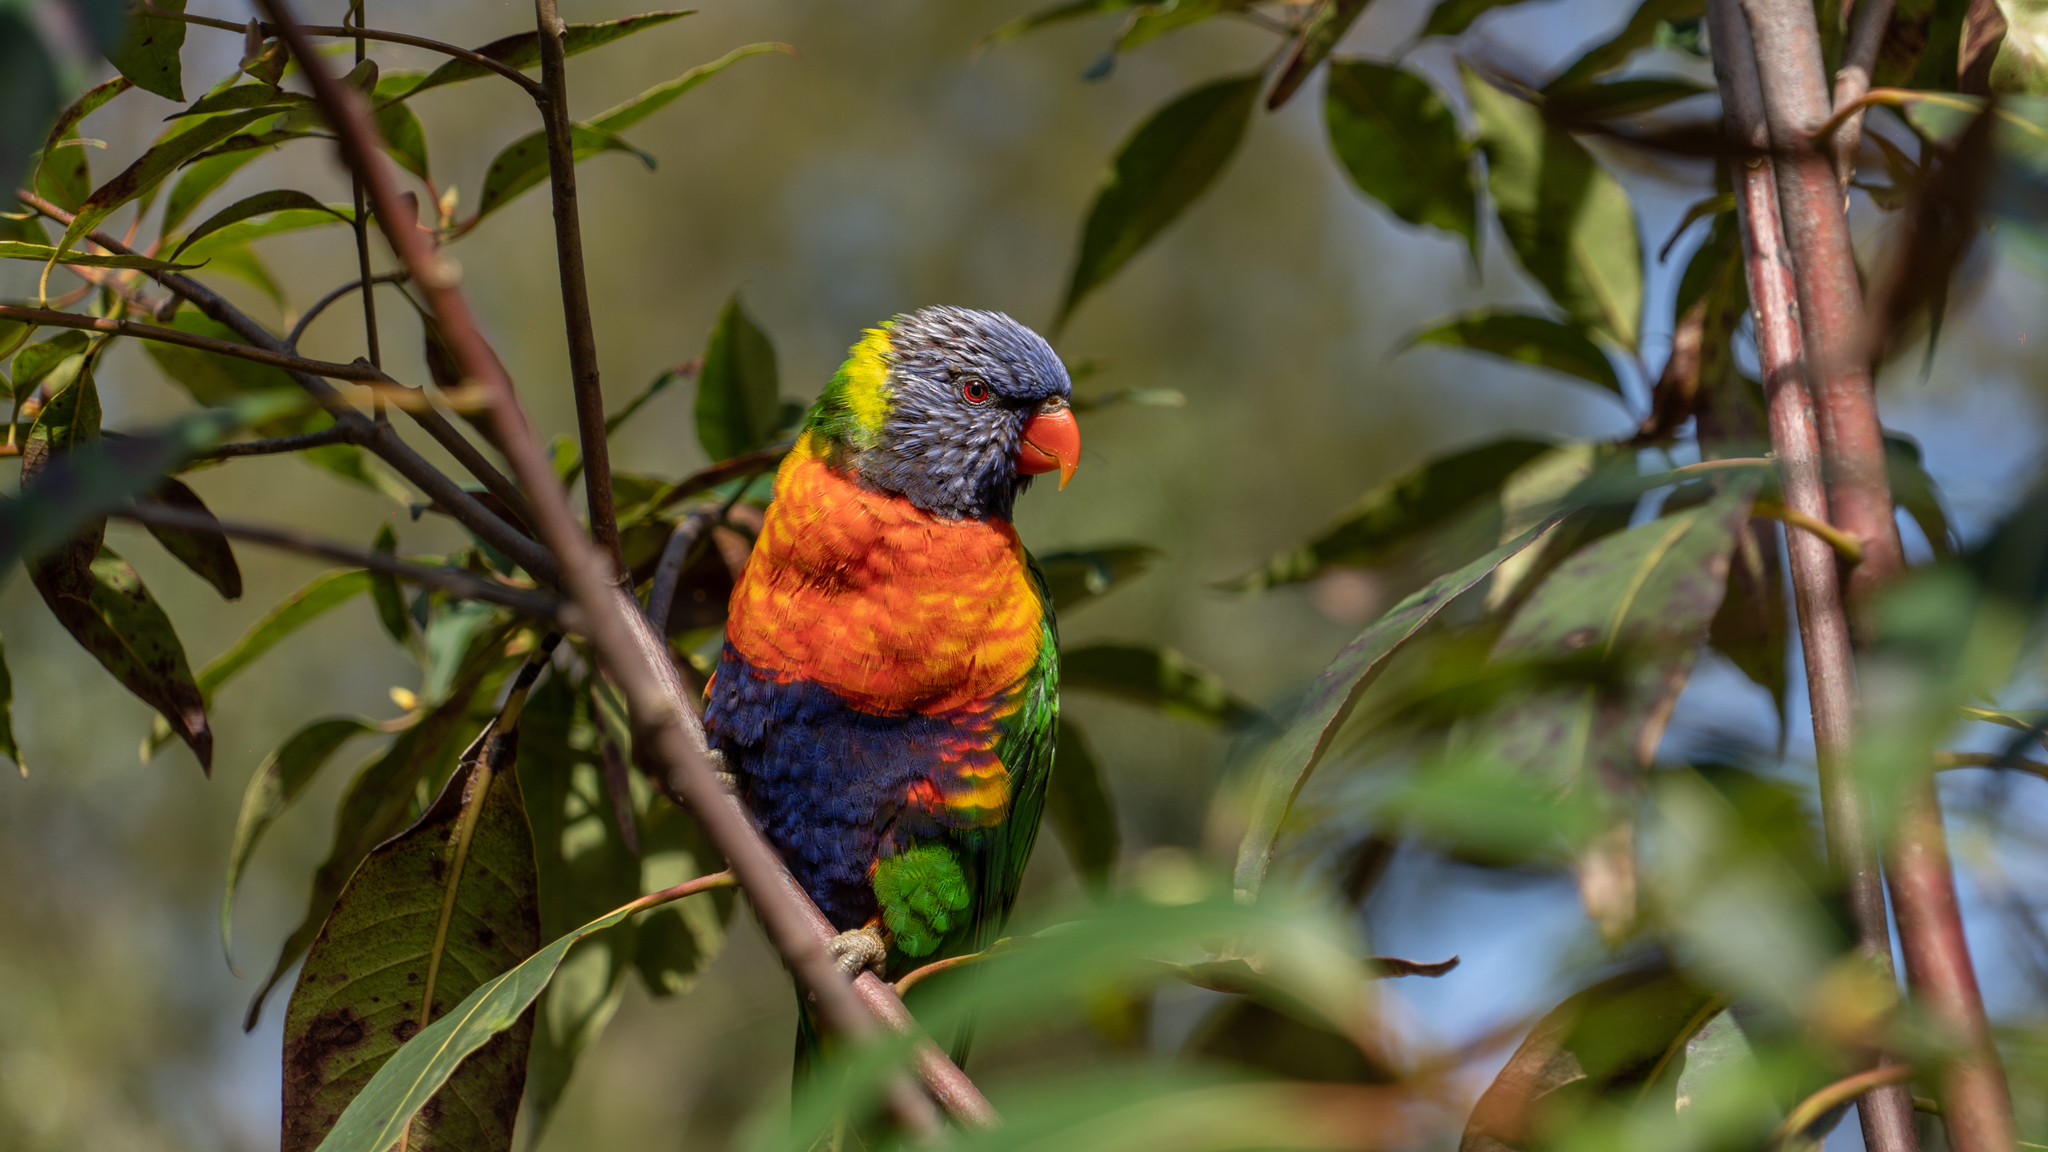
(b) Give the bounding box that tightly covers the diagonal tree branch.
[1708,3,1922,1149]
[0,303,394,380]
[253,0,993,1134]
[15,190,556,583]
[533,0,622,571]
[112,504,566,621]
[1736,1,2016,1148]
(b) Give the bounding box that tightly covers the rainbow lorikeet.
[704,307,1080,1004]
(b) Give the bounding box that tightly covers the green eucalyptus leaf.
[171,189,346,260]
[603,363,693,436]
[176,203,355,265]
[58,103,283,253]
[1324,59,1477,251]
[696,293,781,461]
[372,99,430,181]
[41,76,133,161]
[1400,311,1620,395]
[1038,544,1160,612]
[1061,642,1262,728]
[1546,0,1705,91]
[161,143,265,233]
[473,123,652,224]
[1464,66,1644,349]
[136,476,242,599]
[282,748,538,1152]
[198,569,373,697]
[1233,513,1570,899]
[1269,1,1373,109]
[0,241,198,271]
[1058,74,1261,328]
[105,0,187,101]
[1222,437,1554,592]
[370,524,415,649]
[221,717,378,970]
[591,42,794,134]
[401,11,694,101]
[1543,75,1712,120]
[1421,0,1529,37]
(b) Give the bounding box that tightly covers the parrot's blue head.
[806,306,1078,521]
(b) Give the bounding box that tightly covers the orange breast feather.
[724,439,1044,716]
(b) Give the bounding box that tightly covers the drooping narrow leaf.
[222,717,378,969]
[137,477,241,599]
[1221,437,1554,592]
[591,42,794,134]
[1039,544,1161,613]
[35,132,92,215]
[695,293,781,461]
[0,241,199,271]
[1464,66,1644,349]
[370,523,415,649]
[42,76,133,158]
[0,10,62,194]
[472,122,652,224]
[1232,513,1570,898]
[400,11,694,101]
[11,331,89,400]
[162,147,269,233]
[22,343,110,583]
[1324,59,1477,252]
[1399,311,1620,395]
[33,546,212,769]
[199,570,372,696]
[1058,74,1261,328]
[282,745,538,1152]
[603,362,695,436]
[176,204,356,264]
[1061,643,1262,728]
[1269,0,1373,109]
[171,190,347,259]
[372,98,431,181]
[58,103,285,252]
[105,0,188,101]
[166,82,302,119]
[1048,719,1120,892]
[245,622,516,1028]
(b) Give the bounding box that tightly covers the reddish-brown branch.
[252,0,991,1132]
[532,0,622,572]
[197,425,354,459]
[0,303,391,380]
[1827,0,1896,189]
[1708,3,1922,1148]
[1736,0,2015,1146]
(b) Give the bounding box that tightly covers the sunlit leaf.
[137,476,242,599]
[590,42,795,134]
[370,77,430,181]
[0,241,198,271]
[245,623,516,1028]
[282,747,538,1152]
[59,103,285,253]
[171,189,346,260]
[1324,59,1477,252]
[401,11,695,101]
[221,717,377,970]
[1464,66,1644,349]
[11,331,89,400]
[633,798,734,996]
[35,133,92,215]
[472,123,651,224]
[695,293,781,461]
[105,0,187,101]
[1400,311,1620,395]
[1222,437,1553,592]
[177,204,356,265]
[1039,544,1160,612]
[1233,514,1569,898]
[1058,74,1261,328]
[1062,642,1262,728]
[1048,719,1120,892]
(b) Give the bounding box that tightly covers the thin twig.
[1773,1065,1917,1149]
[1828,0,1897,191]
[1709,4,1922,1149]
[15,190,555,582]
[532,0,621,571]
[1753,498,1865,562]
[254,0,988,1133]
[645,506,722,631]
[111,504,565,621]
[135,3,548,99]
[196,425,354,459]
[0,303,390,380]
[287,271,409,351]
[1936,751,2048,781]
[651,444,790,513]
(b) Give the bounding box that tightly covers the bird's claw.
[706,747,739,792]
[827,926,887,977]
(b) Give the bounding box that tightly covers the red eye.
[960,378,992,405]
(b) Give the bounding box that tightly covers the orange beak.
[1016,399,1080,489]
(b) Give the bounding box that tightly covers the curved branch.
[652,444,790,514]
[134,4,548,100]
[1935,751,2048,782]
[112,504,566,621]
[289,270,410,351]
[251,0,992,1133]
[0,303,389,380]
[1773,1065,1916,1149]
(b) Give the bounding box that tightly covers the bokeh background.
[3,0,2046,1148]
